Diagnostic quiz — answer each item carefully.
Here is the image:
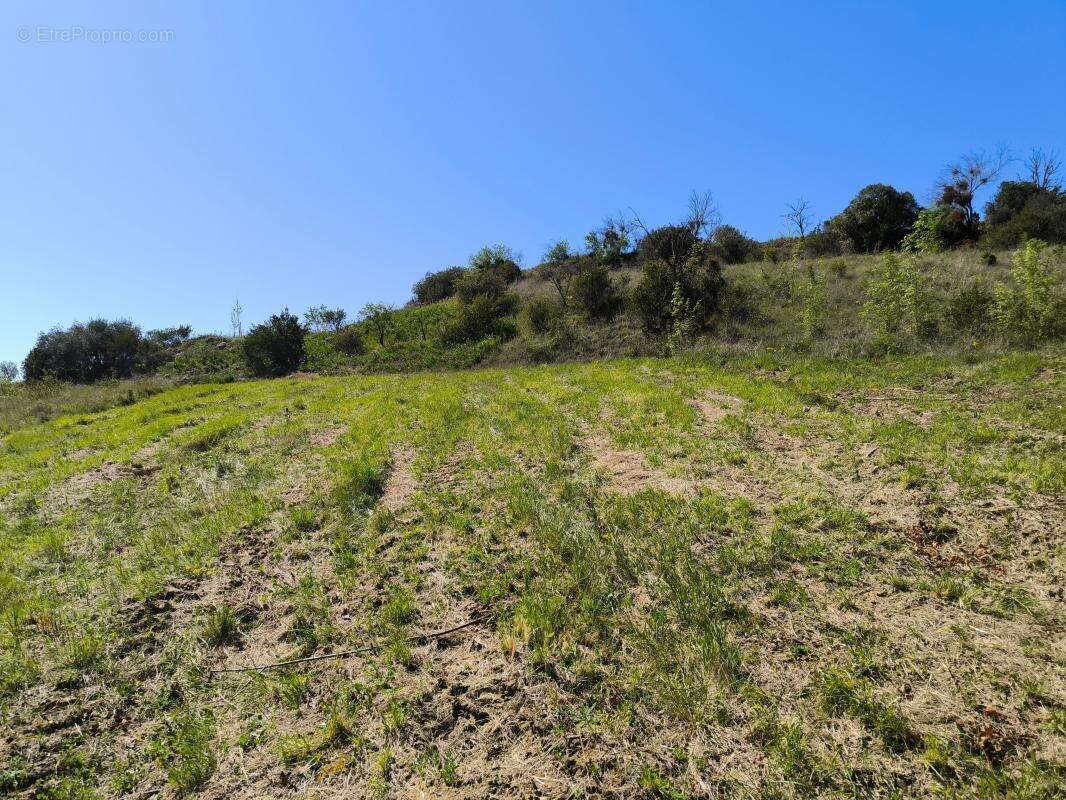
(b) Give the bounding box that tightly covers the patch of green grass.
[813,667,919,752]
[201,603,239,647]
[148,709,217,792]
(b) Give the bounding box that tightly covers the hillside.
[1,349,1063,798]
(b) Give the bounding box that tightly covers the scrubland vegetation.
[6,147,1066,393]
[1,148,1064,798]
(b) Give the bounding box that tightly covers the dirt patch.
[589,435,695,496]
[692,390,743,424]
[310,426,346,447]
[380,448,418,512]
[43,459,161,513]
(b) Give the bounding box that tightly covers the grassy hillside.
[1,349,1063,798]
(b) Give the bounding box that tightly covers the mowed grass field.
[0,350,1063,799]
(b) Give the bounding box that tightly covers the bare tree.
[1024,148,1061,190]
[685,190,720,238]
[230,297,243,337]
[783,198,814,239]
[936,146,1012,227]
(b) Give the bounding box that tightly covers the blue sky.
[2,1,1064,367]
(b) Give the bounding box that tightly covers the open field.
[1,349,1063,798]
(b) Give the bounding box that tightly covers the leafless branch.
[1024,147,1061,190]
[783,198,813,239]
[685,190,720,237]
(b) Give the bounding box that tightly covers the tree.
[23,319,143,382]
[358,303,395,347]
[0,361,17,383]
[1024,148,1061,191]
[304,305,347,332]
[983,180,1066,247]
[541,241,578,307]
[830,184,920,252]
[145,326,192,348]
[935,147,1011,231]
[784,198,814,239]
[242,310,306,377]
[685,190,720,238]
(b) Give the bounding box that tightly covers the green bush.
[831,184,920,252]
[945,283,994,334]
[570,264,620,321]
[522,296,564,334]
[455,268,508,303]
[242,310,307,377]
[469,244,521,283]
[902,207,970,254]
[413,266,465,304]
[302,332,353,373]
[159,336,243,382]
[992,239,1060,343]
[710,225,761,264]
[333,326,365,355]
[440,293,517,343]
[638,225,698,267]
[862,254,937,343]
[630,242,724,334]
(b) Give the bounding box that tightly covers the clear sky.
[2,1,1064,367]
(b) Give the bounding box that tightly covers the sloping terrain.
[0,350,1063,798]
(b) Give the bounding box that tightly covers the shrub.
[902,207,970,253]
[440,293,517,344]
[801,225,844,257]
[413,267,465,304]
[630,242,724,334]
[710,225,761,264]
[831,184,920,252]
[585,218,633,267]
[798,263,829,342]
[570,264,620,321]
[945,282,994,334]
[455,268,508,303]
[862,254,937,342]
[469,244,521,283]
[629,261,676,333]
[242,310,307,377]
[522,296,563,334]
[638,225,698,267]
[333,326,365,355]
[992,239,1059,343]
[23,319,144,383]
[717,280,760,326]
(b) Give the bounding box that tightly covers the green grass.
[0,347,1062,797]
